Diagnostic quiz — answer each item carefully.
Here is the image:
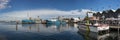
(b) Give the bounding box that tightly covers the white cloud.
[0,0,10,9]
[0,9,96,21]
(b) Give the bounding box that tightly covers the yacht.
[78,22,109,33]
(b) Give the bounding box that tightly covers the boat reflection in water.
[20,24,40,32]
[12,23,119,40]
[17,23,78,32]
[15,23,79,36]
[13,23,83,40]
[77,25,97,40]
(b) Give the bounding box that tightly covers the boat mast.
[86,12,90,31]
[86,11,93,31]
[27,10,31,20]
[27,13,29,18]
[27,12,30,20]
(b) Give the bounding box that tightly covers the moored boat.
[45,16,66,24]
[46,19,66,24]
[78,23,109,33]
[78,11,109,33]
[22,19,35,24]
[21,16,41,24]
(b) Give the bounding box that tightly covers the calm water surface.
[0,23,119,40]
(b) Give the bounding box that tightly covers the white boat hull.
[78,25,109,32]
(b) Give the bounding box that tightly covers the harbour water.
[0,23,119,40]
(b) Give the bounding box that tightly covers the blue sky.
[1,0,120,13]
[0,0,120,20]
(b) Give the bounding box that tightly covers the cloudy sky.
[0,0,120,20]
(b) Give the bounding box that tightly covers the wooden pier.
[110,26,120,29]
[110,26,120,31]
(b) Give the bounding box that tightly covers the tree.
[96,12,102,17]
[93,13,97,17]
[108,10,114,18]
[115,8,120,18]
[102,11,108,19]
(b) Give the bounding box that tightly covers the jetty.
[110,26,120,29]
[110,26,120,31]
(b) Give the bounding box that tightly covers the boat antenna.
[27,12,30,19]
[27,13,29,18]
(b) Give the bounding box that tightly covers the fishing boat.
[33,16,41,24]
[20,12,41,24]
[21,16,41,24]
[70,18,81,23]
[78,16,109,32]
[78,23,109,32]
[46,19,66,24]
[22,19,35,24]
[77,21,110,40]
[46,16,66,24]
[94,23,109,32]
[78,11,109,33]
[77,28,110,40]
